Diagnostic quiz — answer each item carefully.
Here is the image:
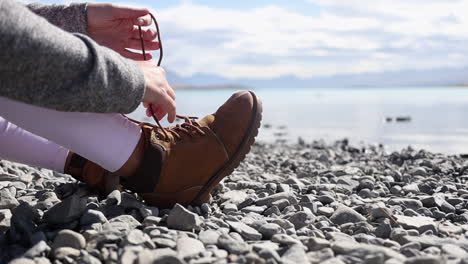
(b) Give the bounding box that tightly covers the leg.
[0,116,69,172]
[0,96,141,172]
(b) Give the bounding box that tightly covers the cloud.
[152,1,468,79]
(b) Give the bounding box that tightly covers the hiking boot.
[121,90,263,208]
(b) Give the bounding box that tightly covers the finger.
[155,108,166,121]
[127,39,160,51]
[111,5,149,19]
[121,50,153,61]
[134,14,152,27]
[143,102,149,108]
[165,97,176,123]
[132,27,157,41]
[166,84,176,100]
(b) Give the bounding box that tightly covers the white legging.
[0,96,141,173]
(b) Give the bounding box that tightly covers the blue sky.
[35,0,468,80]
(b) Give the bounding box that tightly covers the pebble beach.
[2,138,468,264]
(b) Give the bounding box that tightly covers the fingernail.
[137,18,145,24]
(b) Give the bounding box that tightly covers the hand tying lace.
[154,115,206,142]
[137,15,205,142]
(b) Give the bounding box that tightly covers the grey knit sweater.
[0,0,146,113]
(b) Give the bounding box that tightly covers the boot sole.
[191,90,263,205]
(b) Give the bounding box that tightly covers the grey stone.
[306,237,330,251]
[282,244,308,263]
[43,193,87,225]
[53,246,81,259]
[388,198,423,210]
[8,258,35,264]
[318,207,334,217]
[125,229,151,246]
[287,211,315,229]
[271,234,302,246]
[105,215,141,232]
[400,235,468,250]
[217,233,250,254]
[222,203,237,214]
[259,223,282,239]
[0,188,19,209]
[256,192,297,207]
[263,205,281,216]
[318,195,335,205]
[402,184,419,194]
[272,199,291,211]
[220,190,249,205]
[10,203,40,244]
[332,241,405,261]
[241,205,267,214]
[404,256,442,264]
[167,204,202,231]
[394,215,437,234]
[441,244,468,258]
[375,220,392,239]
[105,189,121,206]
[330,205,366,225]
[410,167,427,177]
[22,240,50,258]
[153,238,177,249]
[199,230,220,245]
[307,248,335,264]
[80,209,107,226]
[52,229,86,250]
[226,220,262,240]
[177,237,205,258]
[320,257,346,264]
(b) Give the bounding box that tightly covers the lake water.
[128,87,468,155]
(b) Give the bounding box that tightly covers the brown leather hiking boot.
[120,90,263,208]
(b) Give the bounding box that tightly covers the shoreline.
[2,139,468,263]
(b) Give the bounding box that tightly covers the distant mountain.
[166,66,468,89]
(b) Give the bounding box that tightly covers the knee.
[0,116,9,135]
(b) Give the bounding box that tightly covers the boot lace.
[138,14,205,142]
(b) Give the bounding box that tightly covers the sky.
[36,0,468,80]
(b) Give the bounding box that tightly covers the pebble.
[80,209,107,226]
[43,193,87,225]
[52,229,86,250]
[167,204,202,231]
[199,230,220,245]
[217,233,250,254]
[177,237,205,258]
[282,244,308,263]
[2,141,468,264]
[226,220,262,240]
[330,205,366,225]
[0,188,19,209]
[258,223,282,239]
[256,192,297,207]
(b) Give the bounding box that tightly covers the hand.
[86,3,160,60]
[137,62,176,123]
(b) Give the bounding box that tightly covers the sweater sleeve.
[26,2,88,35]
[0,0,146,113]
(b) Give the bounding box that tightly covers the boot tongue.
[198,114,215,129]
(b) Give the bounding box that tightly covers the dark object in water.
[395,116,411,122]
[385,116,411,123]
[460,154,468,159]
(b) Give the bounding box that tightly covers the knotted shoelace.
[138,13,206,142]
